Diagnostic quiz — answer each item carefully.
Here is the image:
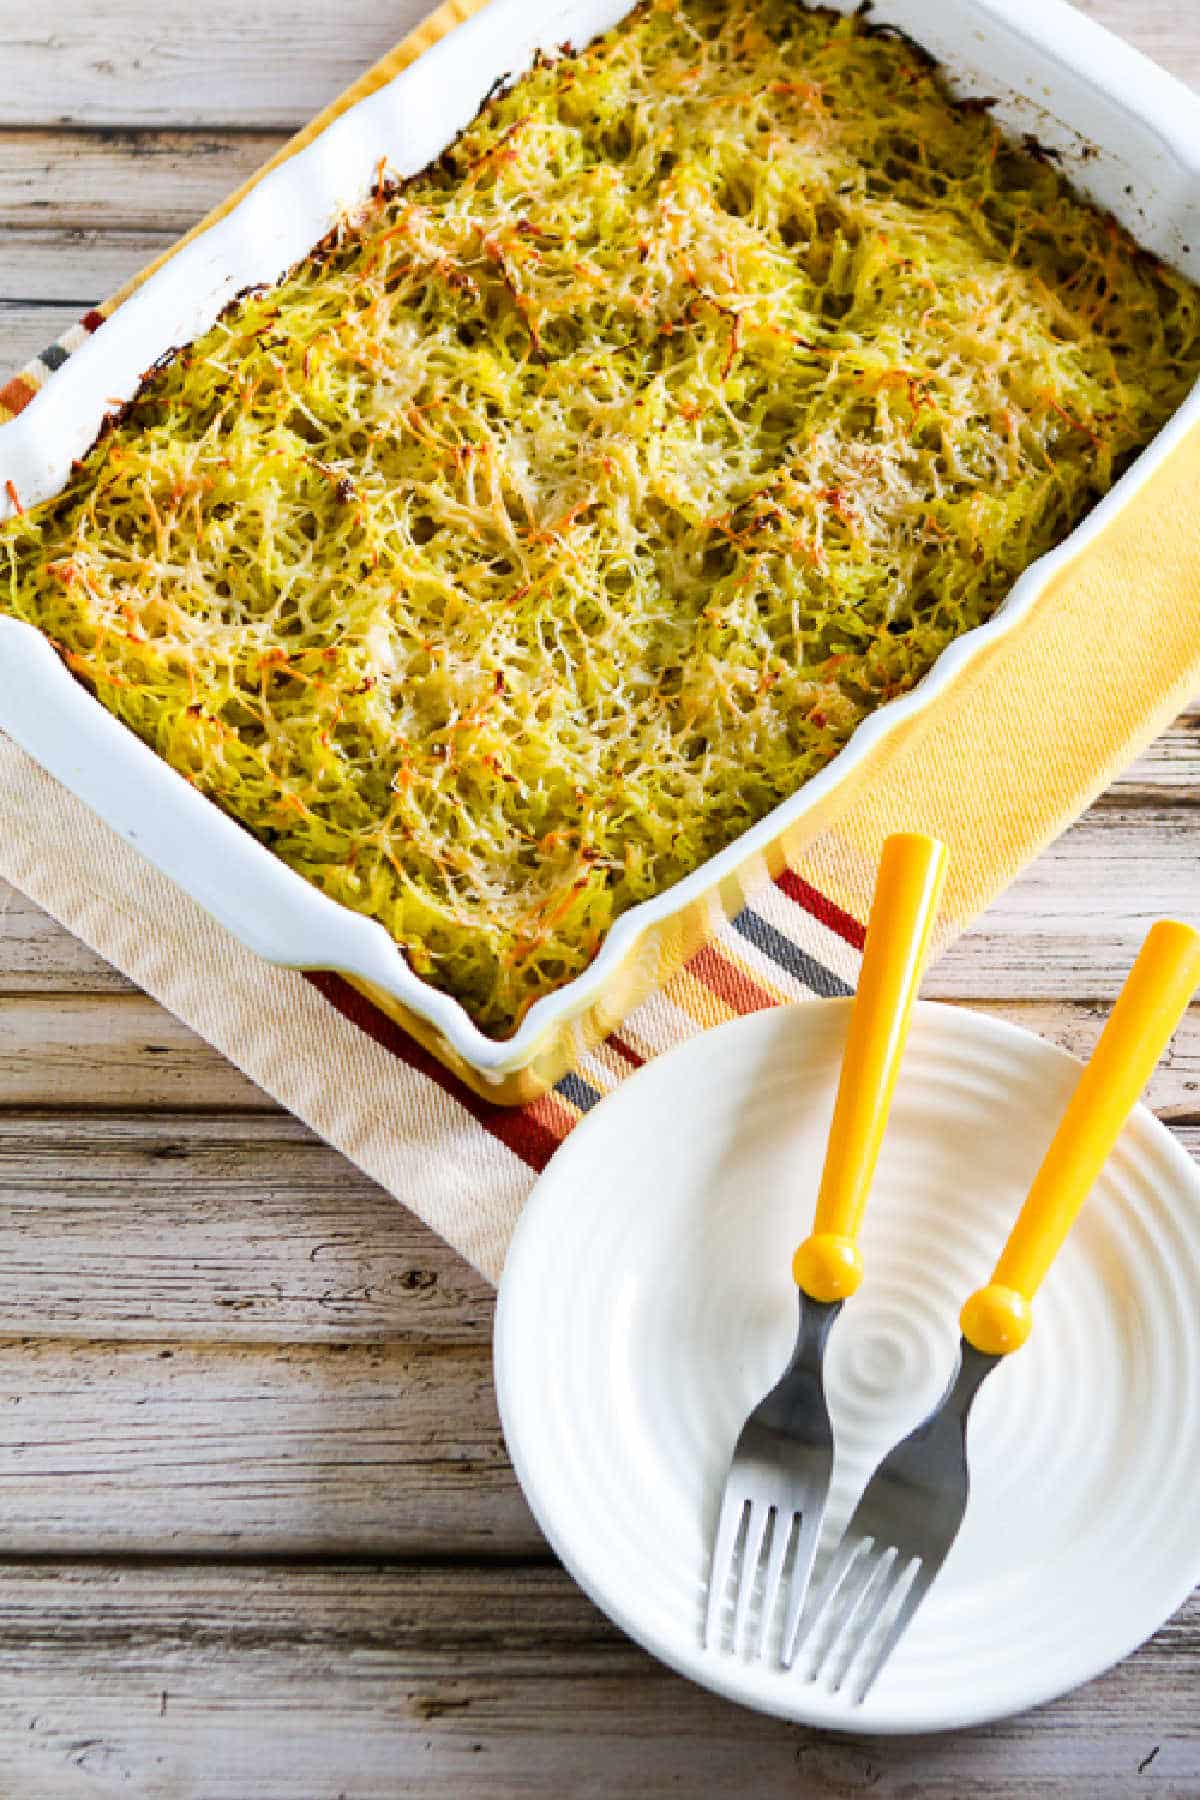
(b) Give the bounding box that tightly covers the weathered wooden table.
[0,3,1197,1792]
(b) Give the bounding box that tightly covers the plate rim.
[494,998,1200,1734]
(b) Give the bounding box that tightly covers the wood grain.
[0,1115,1196,1336]
[0,1,440,130]
[927,805,1200,1001]
[0,995,270,1111]
[0,1563,1191,1800]
[2,228,180,305]
[1114,708,1200,796]
[0,129,286,230]
[1072,0,1200,90]
[0,1338,534,1556]
[940,1004,1200,1123]
[0,879,130,993]
[0,1136,1194,1557]
[0,1112,493,1343]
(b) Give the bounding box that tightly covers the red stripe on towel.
[304,971,561,1170]
[776,868,866,950]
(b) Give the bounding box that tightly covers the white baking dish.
[2,0,1198,1099]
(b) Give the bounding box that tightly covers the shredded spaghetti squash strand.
[3,0,1199,1033]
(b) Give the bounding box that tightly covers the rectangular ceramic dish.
[1,0,1198,1103]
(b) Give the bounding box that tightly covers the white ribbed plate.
[494,1000,1200,1733]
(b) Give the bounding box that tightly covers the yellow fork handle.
[961,919,1200,1356]
[792,832,948,1303]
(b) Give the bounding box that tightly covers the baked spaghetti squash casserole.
[3,0,1198,1034]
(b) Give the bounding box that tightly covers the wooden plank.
[928,805,1200,1003]
[0,1337,535,1556]
[0,1561,1189,1800]
[0,994,272,1111]
[1073,0,1200,90]
[941,1002,1200,1125]
[0,132,280,359]
[0,134,286,323]
[0,1112,492,1344]
[0,128,286,231]
[1,986,1197,1120]
[0,1081,1194,1343]
[1,1,449,130]
[1108,707,1200,797]
[0,1092,1190,1352]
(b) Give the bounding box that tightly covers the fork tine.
[733,1502,772,1654]
[777,1502,830,1668]
[823,1547,899,1690]
[830,1551,913,1693]
[852,1558,936,1704]
[703,1488,747,1650]
[806,1543,890,1686]
[751,1508,795,1660]
[783,1531,865,1667]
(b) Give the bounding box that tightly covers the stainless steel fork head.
[704,1293,841,1662]
[788,1339,1001,1699]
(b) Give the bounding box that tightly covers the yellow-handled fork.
[789,918,1200,1702]
[703,832,949,1660]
